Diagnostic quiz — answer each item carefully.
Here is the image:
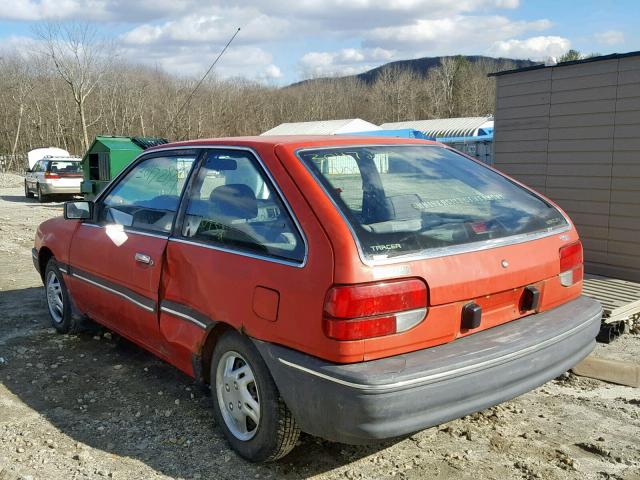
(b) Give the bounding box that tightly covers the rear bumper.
[253,295,602,444]
[40,182,81,195]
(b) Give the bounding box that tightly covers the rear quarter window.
[180,150,305,264]
[298,145,568,261]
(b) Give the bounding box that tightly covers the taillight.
[323,279,428,340]
[559,241,583,286]
[45,172,60,179]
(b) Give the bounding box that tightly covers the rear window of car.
[48,161,82,174]
[298,145,568,261]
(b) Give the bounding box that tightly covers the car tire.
[211,330,300,462]
[37,184,48,203]
[24,181,34,198]
[44,259,80,334]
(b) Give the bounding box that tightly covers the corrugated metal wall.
[494,55,640,282]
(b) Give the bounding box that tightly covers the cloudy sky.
[0,0,635,84]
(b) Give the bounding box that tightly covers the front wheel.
[44,259,79,334]
[211,331,300,462]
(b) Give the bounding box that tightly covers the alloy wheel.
[46,270,64,324]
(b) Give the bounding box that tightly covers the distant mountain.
[289,55,538,87]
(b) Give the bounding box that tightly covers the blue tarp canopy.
[436,132,493,143]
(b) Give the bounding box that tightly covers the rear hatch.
[47,160,83,185]
[296,144,583,359]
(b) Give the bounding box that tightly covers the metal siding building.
[261,119,381,136]
[491,51,640,282]
[380,116,493,138]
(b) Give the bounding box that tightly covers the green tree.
[559,49,582,62]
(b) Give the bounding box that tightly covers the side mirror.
[64,201,93,220]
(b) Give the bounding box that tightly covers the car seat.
[209,184,258,221]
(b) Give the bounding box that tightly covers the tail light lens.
[323,279,428,340]
[45,172,60,179]
[559,241,583,286]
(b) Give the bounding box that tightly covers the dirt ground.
[0,172,638,480]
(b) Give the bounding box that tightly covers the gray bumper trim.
[254,295,602,444]
[277,308,598,392]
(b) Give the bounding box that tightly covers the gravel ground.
[0,172,639,480]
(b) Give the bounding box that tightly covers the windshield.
[298,145,567,260]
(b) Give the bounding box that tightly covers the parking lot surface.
[0,172,638,480]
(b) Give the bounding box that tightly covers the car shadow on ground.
[1,195,75,205]
[0,195,40,203]
[0,286,395,479]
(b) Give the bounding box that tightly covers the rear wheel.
[37,184,48,203]
[211,331,300,462]
[24,181,34,198]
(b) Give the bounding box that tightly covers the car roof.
[147,135,440,152]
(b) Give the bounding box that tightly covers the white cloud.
[0,0,567,81]
[262,64,283,80]
[594,30,624,46]
[0,0,80,21]
[239,0,521,30]
[0,0,199,21]
[117,42,277,80]
[121,8,288,46]
[489,35,570,60]
[116,5,292,81]
[301,14,553,77]
[300,48,395,77]
[0,34,40,54]
[0,0,521,25]
[365,16,551,50]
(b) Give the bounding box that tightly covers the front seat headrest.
[209,184,258,220]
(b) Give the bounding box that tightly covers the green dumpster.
[81,136,168,200]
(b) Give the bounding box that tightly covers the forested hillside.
[0,24,531,158]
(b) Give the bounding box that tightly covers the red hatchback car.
[33,136,602,462]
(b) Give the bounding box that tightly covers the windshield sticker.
[412,193,505,211]
[370,243,402,253]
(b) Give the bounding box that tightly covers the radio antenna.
[167,27,241,135]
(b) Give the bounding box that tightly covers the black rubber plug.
[462,302,482,330]
[521,286,541,312]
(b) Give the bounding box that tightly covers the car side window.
[181,150,305,263]
[99,155,196,234]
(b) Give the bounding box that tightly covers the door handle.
[134,253,154,266]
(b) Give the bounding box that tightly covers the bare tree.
[0,43,503,158]
[35,22,113,151]
[0,55,37,155]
